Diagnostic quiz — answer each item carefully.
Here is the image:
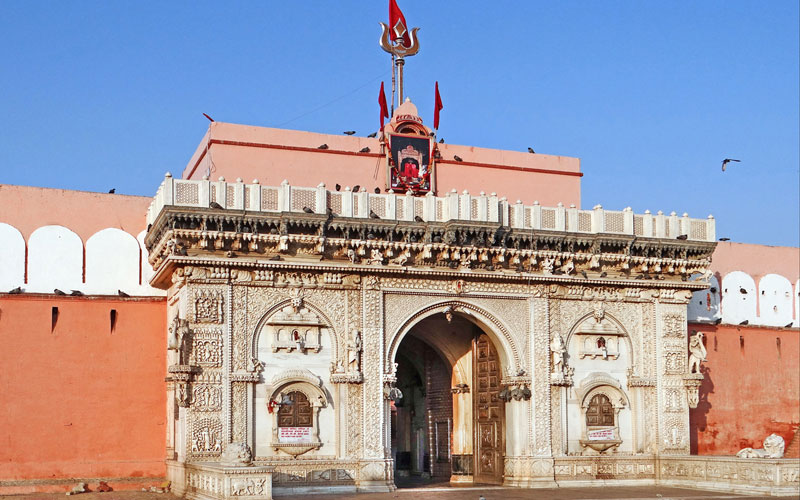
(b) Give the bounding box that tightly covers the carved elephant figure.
[230,478,253,496]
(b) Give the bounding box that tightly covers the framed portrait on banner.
[388,133,433,194]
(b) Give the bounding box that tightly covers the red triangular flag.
[434,81,444,130]
[389,0,411,47]
[379,81,389,131]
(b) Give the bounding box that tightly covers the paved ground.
[2,485,795,500]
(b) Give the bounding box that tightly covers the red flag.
[379,81,389,131]
[389,0,411,47]
[434,81,444,130]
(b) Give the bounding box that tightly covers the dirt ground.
[1,485,794,500]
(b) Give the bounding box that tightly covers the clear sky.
[1,1,798,247]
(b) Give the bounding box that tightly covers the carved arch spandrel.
[386,300,524,376]
[249,298,341,364]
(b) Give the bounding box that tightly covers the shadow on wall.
[690,363,714,455]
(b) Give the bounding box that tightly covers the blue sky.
[1,1,798,247]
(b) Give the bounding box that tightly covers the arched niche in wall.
[574,373,632,455]
[758,274,793,327]
[566,307,633,374]
[688,275,721,323]
[27,225,83,293]
[85,228,140,295]
[251,294,337,459]
[0,223,25,291]
[264,368,330,458]
[721,271,757,325]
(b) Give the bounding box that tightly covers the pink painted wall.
[182,121,582,208]
[711,242,799,282]
[689,323,800,456]
[0,184,150,241]
[0,295,166,493]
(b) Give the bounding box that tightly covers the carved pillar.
[358,276,393,491]
[503,296,555,487]
[655,300,691,455]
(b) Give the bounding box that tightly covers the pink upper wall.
[183,121,582,208]
[0,184,150,241]
[711,242,799,281]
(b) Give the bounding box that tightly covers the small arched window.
[597,337,606,349]
[277,391,312,427]
[586,394,614,426]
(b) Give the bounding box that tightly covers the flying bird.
[527,147,535,154]
[453,155,463,162]
[317,144,329,149]
[369,210,380,219]
[360,147,371,153]
[343,131,356,135]
[303,206,314,214]
[367,132,377,138]
[719,237,730,241]
[414,215,424,222]
[676,234,688,240]
[721,158,740,171]
[335,183,341,191]
[108,188,116,194]
[54,289,66,296]
[203,113,214,122]
[374,187,381,194]
[118,290,130,298]
[210,201,223,209]
[352,185,360,192]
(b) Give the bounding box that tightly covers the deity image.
[389,134,432,192]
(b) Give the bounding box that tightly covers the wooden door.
[473,333,504,484]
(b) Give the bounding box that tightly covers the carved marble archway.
[387,300,523,377]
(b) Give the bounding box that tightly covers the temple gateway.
[147,103,725,498]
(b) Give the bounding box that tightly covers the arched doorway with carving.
[388,305,508,487]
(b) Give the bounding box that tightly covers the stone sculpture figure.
[550,334,566,375]
[347,330,362,372]
[221,442,253,466]
[736,433,785,458]
[688,331,707,374]
[167,315,191,365]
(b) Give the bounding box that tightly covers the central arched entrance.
[390,310,505,486]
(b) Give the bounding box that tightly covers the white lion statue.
[736,433,785,459]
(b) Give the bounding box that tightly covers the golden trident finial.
[379,22,420,109]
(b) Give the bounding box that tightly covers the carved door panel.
[473,333,504,484]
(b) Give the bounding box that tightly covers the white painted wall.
[27,225,83,293]
[758,274,793,327]
[721,271,757,325]
[0,223,25,292]
[689,271,798,327]
[687,276,720,323]
[0,222,164,296]
[85,228,141,295]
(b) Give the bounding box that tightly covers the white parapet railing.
[147,174,716,242]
